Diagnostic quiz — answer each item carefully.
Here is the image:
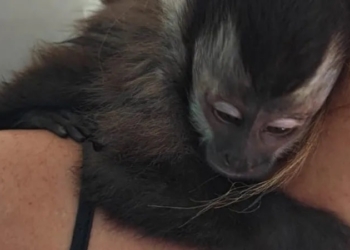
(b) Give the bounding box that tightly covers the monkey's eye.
[266,126,295,136]
[212,102,242,125]
[265,119,301,137]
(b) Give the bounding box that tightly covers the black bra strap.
[69,190,95,250]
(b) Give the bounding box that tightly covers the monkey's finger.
[16,112,68,138]
[48,112,87,139]
[64,125,86,142]
[64,121,93,139]
[41,120,68,138]
[78,124,94,137]
[56,110,95,137]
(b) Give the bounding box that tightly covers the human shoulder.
[0,130,80,250]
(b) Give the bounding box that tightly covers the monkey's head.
[188,0,349,181]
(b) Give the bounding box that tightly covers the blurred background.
[0,0,102,79]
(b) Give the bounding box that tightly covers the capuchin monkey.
[1,0,350,249]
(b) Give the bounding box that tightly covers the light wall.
[0,0,102,79]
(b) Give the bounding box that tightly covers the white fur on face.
[191,19,248,142]
[291,37,343,110]
[193,18,251,97]
[190,19,250,142]
[189,92,213,142]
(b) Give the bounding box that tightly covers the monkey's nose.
[213,153,271,180]
[223,153,245,170]
[223,153,245,167]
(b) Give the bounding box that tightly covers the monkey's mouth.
[205,148,273,181]
[207,158,272,181]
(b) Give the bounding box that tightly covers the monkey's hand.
[0,109,95,143]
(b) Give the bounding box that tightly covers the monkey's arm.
[0,42,100,141]
[0,5,126,141]
[0,42,93,137]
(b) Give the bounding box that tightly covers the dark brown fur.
[1,1,350,249]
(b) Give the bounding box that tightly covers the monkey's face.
[187,1,346,181]
[191,86,324,181]
[190,57,342,181]
[190,43,343,181]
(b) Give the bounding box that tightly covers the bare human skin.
[1,74,350,250]
[0,130,193,250]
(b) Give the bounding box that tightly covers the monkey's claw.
[15,109,93,143]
